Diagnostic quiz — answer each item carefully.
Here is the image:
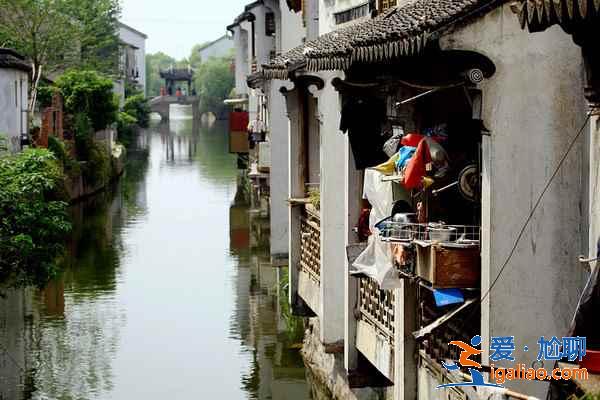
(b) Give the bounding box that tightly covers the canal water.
[0,107,315,400]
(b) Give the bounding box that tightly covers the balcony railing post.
[394,280,418,400]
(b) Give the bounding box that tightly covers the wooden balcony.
[297,206,321,315]
[356,276,396,382]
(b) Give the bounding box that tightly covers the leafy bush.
[81,142,110,187]
[47,136,80,175]
[194,56,235,115]
[123,94,150,128]
[0,149,71,288]
[116,111,138,148]
[36,83,57,109]
[55,70,118,131]
[71,112,94,160]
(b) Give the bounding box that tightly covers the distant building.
[198,35,234,61]
[0,48,30,153]
[117,22,147,99]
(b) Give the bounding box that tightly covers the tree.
[145,52,176,97]
[189,42,209,68]
[195,56,235,115]
[0,0,120,111]
[61,0,121,75]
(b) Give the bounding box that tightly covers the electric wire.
[479,111,592,307]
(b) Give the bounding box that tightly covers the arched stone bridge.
[149,96,200,121]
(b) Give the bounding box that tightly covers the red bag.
[403,139,431,189]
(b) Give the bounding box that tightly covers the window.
[378,0,397,12]
[334,3,369,25]
[265,12,276,36]
[15,81,18,107]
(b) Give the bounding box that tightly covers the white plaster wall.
[589,115,600,263]
[320,0,369,35]
[198,36,234,61]
[316,71,346,344]
[233,25,249,96]
[119,25,147,95]
[268,80,290,258]
[280,0,306,51]
[248,4,276,66]
[441,5,588,397]
[0,68,28,153]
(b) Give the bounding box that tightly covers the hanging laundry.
[401,132,425,147]
[403,138,432,189]
[363,169,394,229]
[395,146,417,171]
[383,129,403,157]
[372,152,399,175]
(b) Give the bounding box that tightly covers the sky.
[121,0,249,60]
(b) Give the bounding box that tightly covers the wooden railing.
[419,289,480,363]
[359,276,395,345]
[299,211,321,284]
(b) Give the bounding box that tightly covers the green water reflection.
[0,107,311,400]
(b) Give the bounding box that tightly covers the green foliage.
[0,0,120,112]
[0,149,71,288]
[61,0,121,76]
[145,52,177,97]
[55,70,118,131]
[308,187,320,210]
[0,133,8,154]
[278,269,305,342]
[0,0,120,76]
[36,83,57,109]
[195,56,235,115]
[47,136,80,176]
[116,112,137,148]
[123,94,150,128]
[81,142,110,187]
[72,113,94,160]
[125,82,143,99]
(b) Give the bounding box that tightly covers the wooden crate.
[229,130,249,154]
[416,243,480,288]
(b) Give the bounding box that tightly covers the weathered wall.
[441,5,589,397]
[0,68,28,153]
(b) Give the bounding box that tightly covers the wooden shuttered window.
[378,0,398,12]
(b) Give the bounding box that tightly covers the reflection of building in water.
[0,289,34,400]
[159,117,199,165]
[229,174,310,400]
[0,152,151,400]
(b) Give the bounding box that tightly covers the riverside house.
[230,0,600,399]
[0,48,30,153]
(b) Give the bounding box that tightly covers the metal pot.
[427,224,456,242]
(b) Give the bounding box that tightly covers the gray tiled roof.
[262,0,498,77]
[512,0,600,32]
[0,49,31,72]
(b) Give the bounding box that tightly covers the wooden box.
[415,243,480,288]
[229,130,249,154]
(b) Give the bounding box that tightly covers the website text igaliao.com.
[490,364,588,384]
